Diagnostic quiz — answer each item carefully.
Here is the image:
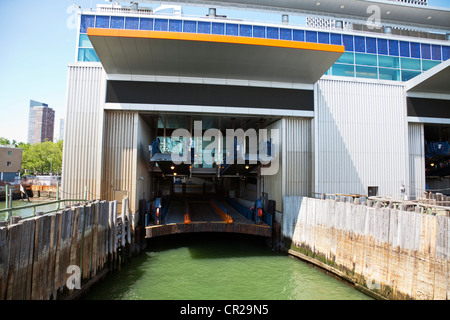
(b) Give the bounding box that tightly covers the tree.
[0,137,63,175]
[0,137,10,146]
[22,141,63,175]
[1,137,20,148]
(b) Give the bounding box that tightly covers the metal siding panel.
[102,112,139,213]
[284,117,312,197]
[315,79,408,197]
[62,65,105,201]
[408,123,425,200]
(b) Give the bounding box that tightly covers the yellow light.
[171,166,175,170]
[173,172,177,176]
[430,163,435,167]
[245,165,250,170]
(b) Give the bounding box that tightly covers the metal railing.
[0,183,87,225]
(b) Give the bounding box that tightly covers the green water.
[84,234,372,300]
[0,200,59,221]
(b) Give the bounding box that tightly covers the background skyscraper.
[27,100,55,144]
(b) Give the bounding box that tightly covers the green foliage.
[0,137,63,175]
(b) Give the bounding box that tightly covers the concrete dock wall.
[0,199,134,300]
[282,196,449,300]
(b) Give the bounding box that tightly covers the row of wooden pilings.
[0,198,137,300]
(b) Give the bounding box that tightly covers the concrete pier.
[281,196,450,300]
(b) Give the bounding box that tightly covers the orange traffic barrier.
[210,200,233,224]
[184,202,191,224]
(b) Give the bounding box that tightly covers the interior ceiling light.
[428,16,432,19]
[386,11,391,14]
[316,2,320,6]
[171,165,175,170]
[341,5,345,8]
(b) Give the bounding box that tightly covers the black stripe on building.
[106,81,314,111]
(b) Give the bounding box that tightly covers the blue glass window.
[169,20,182,32]
[432,45,441,60]
[343,35,354,51]
[332,64,354,77]
[354,36,365,53]
[379,68,399,81]
[377,38,388,55]
[366,37,377,54]
[378,55,399,68]
[336,52,354,64]
[280,28,292,41]
[226,24,238,36]
[198,21,211,34]
[401,70,420,81]
[422,60,440,71]
[443,46,450,61]
[183,21,196,33]
[399,41,410,57]
[80,15,95,33]
[154,19,168,31]
[330,33,341,45]
[318,32,329,44]
[267,27,279,39]
[410,42,420,58]
[306,31,317,43]
[95,16,110,29]
[78,48,99,62]
[125,17,139,30]
[212,22,224,35]
[78,34,93,48]
[253,26,265,38]
[140,18,153,30]
[356,66,378,79]
[239,24,252,37]
[110,16,124,29]
[355,53,377,66]
[293,30,304,42]
[401,58,421,71]
[421,43,431,59]
[388,40,399,56]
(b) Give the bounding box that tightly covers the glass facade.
[77,14,449,82]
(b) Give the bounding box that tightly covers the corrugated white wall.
[262,119,283,212]
[263,117,312,212]
[314,78,409,197]
[408,123,425,200]
[61,64,106,201]
[101,111,139,213]
[136,114,153,209]
[284,118,312,197]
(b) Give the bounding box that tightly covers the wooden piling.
[0,198,135,300]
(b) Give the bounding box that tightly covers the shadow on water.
[83,233,276,300]
[147,233,276,260]
[84,233,373,300]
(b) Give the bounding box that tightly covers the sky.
[0,0,449,144]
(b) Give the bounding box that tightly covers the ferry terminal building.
[61,0,450,220]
